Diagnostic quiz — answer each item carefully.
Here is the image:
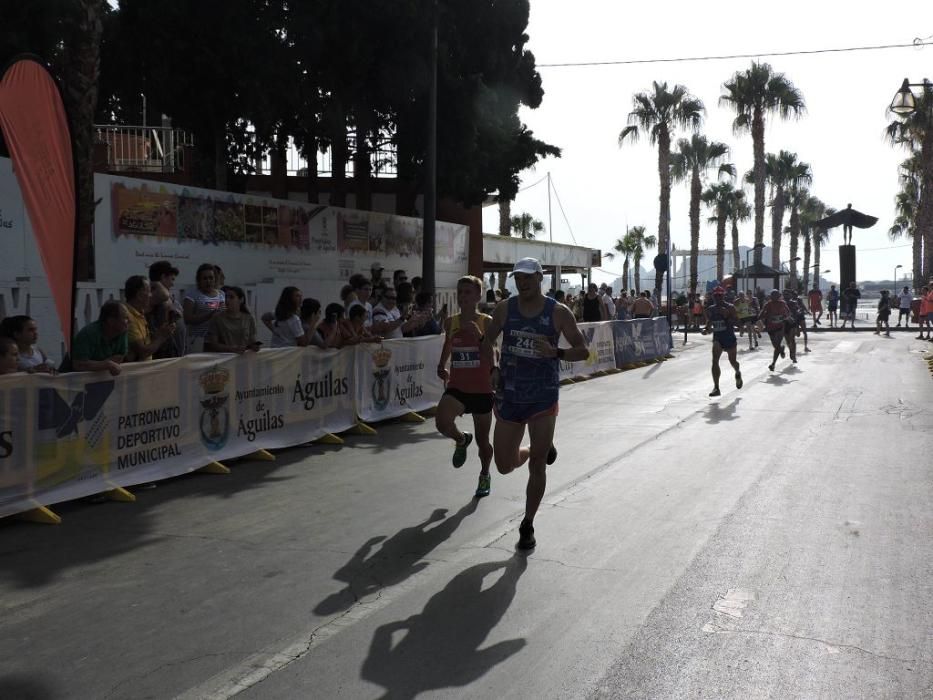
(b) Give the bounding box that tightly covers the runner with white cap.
[480,258,590,550]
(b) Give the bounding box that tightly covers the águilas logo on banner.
[371,346,393,411]
[198,366,231,451]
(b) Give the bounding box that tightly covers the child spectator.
[0,315,55,373]
[205,286,260,353]
[265,286,308,347]
[300,298,326,348]
[348,304,381,343]
[318,303,355,348]
[346,273,374,328]
[406,292,442,337]
[0,336,20,374]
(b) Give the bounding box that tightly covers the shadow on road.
[0,673,62,699]
[704,397,741,424]
[0,447,313,589]
[314,499,479,616]
[360,555,528,700]
[765,373,795,386]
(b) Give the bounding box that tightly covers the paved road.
[1,332,931,699]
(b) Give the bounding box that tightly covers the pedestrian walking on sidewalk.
[896,286,912,328]
[875,290,892,336]
[481,258,590,551]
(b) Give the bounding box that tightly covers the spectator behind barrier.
[406,292,442,337]
[205,286,260,353]
[0,315,56,373]
[124,275,176,362]
[72,300,128,376]
[348,304,381,343]
[300,297,327,348]
[318,302,355,348]
[0,335,20,374]
[396,281,414,316]
[183,263,225,353]
[264,286,309,347]
[148,260,187,358]
[393,269,408,288]
[411,276,423,296]
[213,265,226,288]
[370,261,385,287]
[346,273,374,328]
[372,286,406,339]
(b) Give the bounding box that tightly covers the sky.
[480,1,933,286]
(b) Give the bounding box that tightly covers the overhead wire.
[546,176,578,245]
[537,39,931,69]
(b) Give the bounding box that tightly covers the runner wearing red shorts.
[481,258,589,550]
[436,276,495,498]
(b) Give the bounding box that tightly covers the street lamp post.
[894,264,903,291]
[744,242,765,294]
[890,78,932,116]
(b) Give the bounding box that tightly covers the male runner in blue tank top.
[481,258,590,550]
[701,286,742,397]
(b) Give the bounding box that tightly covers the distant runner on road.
[759,289,793,372]
[481,258,589,551]
[701,286,742,397]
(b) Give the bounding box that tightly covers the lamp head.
[890,78,916,116]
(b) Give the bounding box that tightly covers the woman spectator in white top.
[183,263,225,353]
[266,286,309,347]
[205,286,261,353]
[0,315,56,373]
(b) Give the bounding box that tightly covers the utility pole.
[421,0,438,295]
[547,172,553,243]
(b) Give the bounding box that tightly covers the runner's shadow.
[765,374,794,386]
[0,673,61,699]
[314,500,479,616]
[360,556,528,700]
[705,397,741,424]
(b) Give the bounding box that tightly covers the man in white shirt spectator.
[372,287,423,339]
[599,286,615,321]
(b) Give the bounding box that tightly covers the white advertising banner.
[353,336,445,423]
[0,347,358,519]
[558,321,617,380]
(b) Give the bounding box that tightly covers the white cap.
[509,257,543,276]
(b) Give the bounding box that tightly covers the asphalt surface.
[1,330,931,700]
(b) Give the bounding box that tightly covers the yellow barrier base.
[419,406,438,417]
[14,504,62,525]
[314,433,345,445]
[349,421,377,435]
[106,487,136,503]
[199,461,230,475]
[399,411,425,423]
[248,449,276,462]
[560,378,576,385]
[621,363,638,371]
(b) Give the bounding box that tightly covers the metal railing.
[245,132,398,178]
[95,125,193,173]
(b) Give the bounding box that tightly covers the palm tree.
[799,195,827,290]
[626,226,657,293]
[671,135,733,292]
[728,188,752,274]
[889,156,922,288]
[886,87,933,282]
[510,212,545,239]
[604,230,638,290]
[721,62,806,266]
[702,182,733,282]
[64,0,106,280]
[619,81,704,298]
[783,162,813,288]
[764,150,805,269]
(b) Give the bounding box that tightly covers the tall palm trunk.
[688,167,700,293]
[920,128,933,281]
[913,229,922,291]
[330,101,348,207]
[64,0,105,281]
[656,128,672,298]
[623,256,631,291]
[353,107,372,211]
[715,206,727,280]
[814,233,822,287]
[770,187,785,268]
[788,205,800,288]
[634,252,642,293]
[731,217,741,273]
[802,228,811,290]
[498,198,512,291]
[752,106,766,265]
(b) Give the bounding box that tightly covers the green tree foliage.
[510,212,544,239]
[721,62,805,266]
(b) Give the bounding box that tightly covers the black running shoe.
[452,432,473,468]
[546,444,557,465]
[779,345,786,358]
[517,520,536,550]
[709,388,721,397]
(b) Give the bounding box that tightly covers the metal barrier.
[95,125,193,173]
